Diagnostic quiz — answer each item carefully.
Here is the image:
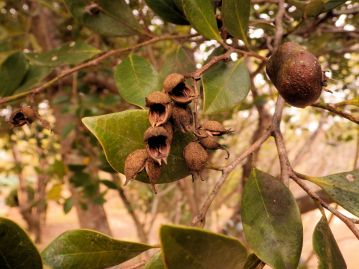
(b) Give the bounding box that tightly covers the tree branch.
[312,103,359,124]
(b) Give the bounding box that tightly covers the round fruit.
[266,42,323,107]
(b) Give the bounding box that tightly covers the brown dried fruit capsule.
[10,106,37,127]
[197,130,230,159]
[201,120,232,136]
[171,104,193,133]
[163,73,195,104]
[145,158,161,194]
[183,142,208,180]
[145,92,172,127]
[162,122,174,144]
[266,42,323,108]
[124,149,148,185]
[144,126,171,165]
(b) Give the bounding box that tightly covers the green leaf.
[63,198,74,214]
[144,252,165,269]
[324,0,346,11]
[302,170,359,217]
[0,52,29,97]
[82,110,193,184]
[114,54,159,108]
[26,41,101,67]
[64,0,143,37]
[100,180,118,190]
[42,229,153,269]
[202,58,250,114]
[159,46,195,83]
[0,217,42,269]
[243,253,262,269]
[241,169,303,269]
[145,0,189,25]
[160,224,248,269]
[182,0,221,41]
[313,217,347,269]
[14,65,51,93]
[222,0,250,45]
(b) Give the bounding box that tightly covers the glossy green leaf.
[144,252,165,269]
[0,52,29,97]
[26,41,101,67]
[0,217,42,269]
[302,170,359,217]
[14,65,51,93]
[182,0,221,41]
[202,58,250,114]
[82,110,193,184]
[159,46,195,83]
[160,224,248,269]
[243,253,262,269]
[241,169,303,269]
[222,0,250,45]
[313,217,347,269]
[145,0,189,25]
[42,229,153,269]
[64,0,143,37]
[114,55,159,108]
[304,0,325,17]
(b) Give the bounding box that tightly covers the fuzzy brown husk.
[201,120,231,136]
[145,158,161,194]
[145,92,172,127]
[266,42,323,108]
[144,126,171,165]
[171,104,193,133]
[10,106,37,127]
[183,142,208,172]
[124,149,148,185]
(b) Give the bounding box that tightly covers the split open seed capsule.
[144,126,171,165]
[163,73,195,104]
[171,104,193,133]
[124,149,148,185]
[145,92,172,127]
[10,106,37,127]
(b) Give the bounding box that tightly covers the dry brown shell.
[197,129,230,159]
[145,92,172,127]
[171,104,193,133]
[144,126,171,165]
[183,142,208,172]
[145,158,161,194]
[10,106,38,127]
[163,73,195,104]
[124,149,148,185]
[201,120,232,136]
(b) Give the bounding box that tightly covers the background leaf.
[14,65,51,93]
[145,0,189,25]
[182,0,221,41]
[243,253,263,269]
[82,110,193,184]
[115,54,159,108]
[324,0,346,11]
[160,224,248,269]
[64,0,143,37]
[202,58,250,114]
[26,41,101,67]
[302,170,359,217]
[313,217,347,269]
[0,52,29,97]
[222,0,250,45]
[0,217,42,269]
[42,229,153,269]
[144,252,165,269]
[241,169,303,269]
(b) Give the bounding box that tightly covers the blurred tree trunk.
[31,3,112,235]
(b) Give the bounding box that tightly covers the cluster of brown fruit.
[124,73,231,193]
[266,42,325,108]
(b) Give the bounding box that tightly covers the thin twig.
[0,34,195,106]
[312,103,359,124]
[273,0,285,50]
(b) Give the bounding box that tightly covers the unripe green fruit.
[266,42,323,108]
